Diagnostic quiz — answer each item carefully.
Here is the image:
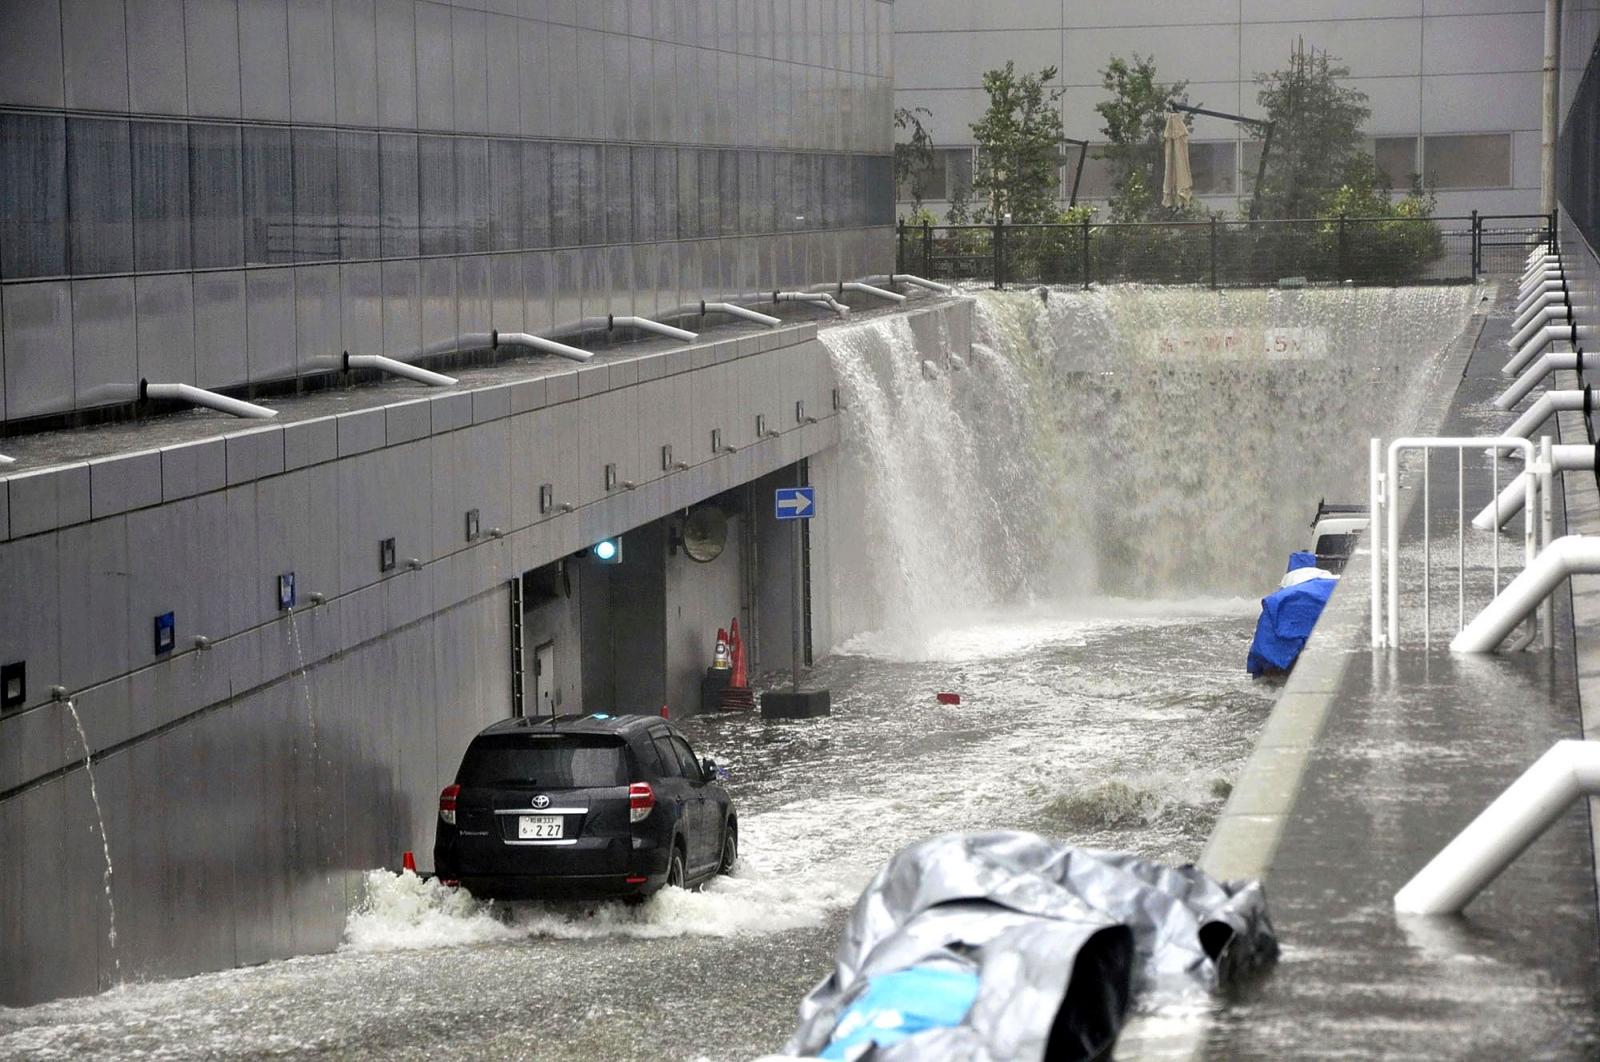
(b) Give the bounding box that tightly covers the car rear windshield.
[458,735,627,789]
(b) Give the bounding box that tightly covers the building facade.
[0,0,895,427]
[893,0,1546,218]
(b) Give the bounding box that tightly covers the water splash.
[287,613,320,766]
[62,698,119,975]
[818,284,1474,649]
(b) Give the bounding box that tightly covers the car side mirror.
[701,757,717,777]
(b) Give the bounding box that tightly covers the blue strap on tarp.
[820,966,982,1060]
[1286,550,1318,572]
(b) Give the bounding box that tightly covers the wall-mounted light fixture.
[379,537,397,572]
[466,508,481,542]
[540,483,554,515]
[1,661,25,710]
[154,612,176,655]
[278,572,296,611]
[605,463,618,491]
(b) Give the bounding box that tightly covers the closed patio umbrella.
[1162,112,1193,208]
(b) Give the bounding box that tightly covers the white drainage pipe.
[1522,252,1560,277]
[1451,535,1600,652]
[609,315,697,342]
[1509,297,1572,345]
[344,353,457,386]
[1519,268,1565,300]
[1515,279,1567,319]
[1507,305,1570,352]
[1521,250,1560,272]
[774,291,849,318]
[1395,739,1600,913]
[493,331,593,363]
[142,381,276,419]
[1473,443,1594,529]
[701,301,781,327]
[890,273,953,295]
[1504,323,1590,376]
[0,453,14,465]
[1494,351,1584,410]
[839,281,906,304]
[1493,389,1587,452]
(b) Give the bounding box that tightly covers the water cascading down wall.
[813,284,1477,649]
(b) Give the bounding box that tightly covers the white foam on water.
[342,869,521,952]
[343,857,868,953]
[837,596,1259,663]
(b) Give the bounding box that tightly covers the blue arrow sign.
[775,486,816,520]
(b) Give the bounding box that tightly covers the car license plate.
[518,815,564,840]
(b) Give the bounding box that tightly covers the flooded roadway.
[0,600,1272,1060]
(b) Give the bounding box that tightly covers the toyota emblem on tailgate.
[532,794,550,809]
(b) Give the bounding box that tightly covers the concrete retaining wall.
[0,319,842,1004]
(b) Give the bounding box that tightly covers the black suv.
[434,713,737,900]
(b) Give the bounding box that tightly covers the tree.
[969,62,1066,223]
[1096,55,1190,221]
[1253,40,1372,219]
[893,106,936,216]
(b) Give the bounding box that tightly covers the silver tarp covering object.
[783,831,1278,1061]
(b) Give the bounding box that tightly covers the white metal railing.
[1395,740,1600,914]
[1371,436,1553,649]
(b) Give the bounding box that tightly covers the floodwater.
[0,600,1272,1060]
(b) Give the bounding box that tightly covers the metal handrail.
[1370,436,1550,649]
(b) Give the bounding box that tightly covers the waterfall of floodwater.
[63,698,119,974]
[818,284,1475,648]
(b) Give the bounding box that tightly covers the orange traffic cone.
[730,618,747,688]
[719,618,755,710]
[402,851,417,874]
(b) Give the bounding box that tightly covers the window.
[653,735,685,777]
[1076,144,1118,200]
[457,735,626,788]
[190,123,243,269]
[0,113,67,278]
[632,735,666,776]
[67,117,132,274]
[897,147,972,202]
[1188,142,1237,196]
[131,121,192,271]
[1424,133,1511,190]
[1373,137,1418,190]
[670,736,705,782]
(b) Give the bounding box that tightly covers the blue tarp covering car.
[1246,551,1339,677]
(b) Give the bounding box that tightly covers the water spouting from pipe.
[63,697,119,976]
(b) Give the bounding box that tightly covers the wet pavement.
[0,602,1273,1060]
[1203,279,1600,1058]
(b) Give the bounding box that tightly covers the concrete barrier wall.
[0,321,842,1004]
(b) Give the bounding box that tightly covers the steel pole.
[791,519,803,692]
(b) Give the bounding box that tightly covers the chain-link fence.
[898,213,1554,290]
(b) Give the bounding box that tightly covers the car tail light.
[629,782,655,823]
[439,784,460,825]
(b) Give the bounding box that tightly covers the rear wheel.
[717,822,738,875]
[666,847,686,890]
